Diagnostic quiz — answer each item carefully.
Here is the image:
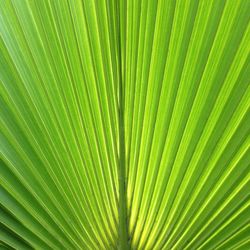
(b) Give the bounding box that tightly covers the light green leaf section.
[0,0,249,249]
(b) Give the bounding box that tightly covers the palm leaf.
[0,0,249,249]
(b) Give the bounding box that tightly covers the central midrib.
[117,0,129,249]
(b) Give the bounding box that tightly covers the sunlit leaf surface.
[0,0,249,249]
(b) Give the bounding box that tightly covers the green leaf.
[0,0,249,249]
